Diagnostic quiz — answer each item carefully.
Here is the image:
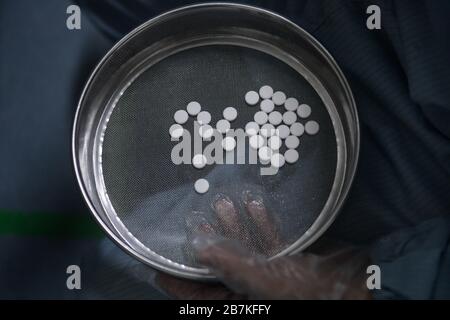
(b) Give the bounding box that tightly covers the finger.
[191,235,274,297]
[184,211,218,265]
[306,237,353,255]
[286,251,371,299]
[305,241,369,275]
[211,194,250,245]
[155,272,243,300]
[242,191,281,254]
[185,211,217,236]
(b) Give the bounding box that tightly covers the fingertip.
[191,234,221,252]
[242,190,265,212]
[210,194,246,240]
[241,190,282,255]
[211,193,236,213]
[185,211,216,235]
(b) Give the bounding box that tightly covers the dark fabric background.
[1,0,449,298]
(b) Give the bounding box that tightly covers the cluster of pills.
[169,85,319,194]
[169,101,239,194]
[244,85,319,168]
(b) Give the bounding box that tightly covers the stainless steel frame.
[72,3,360,280]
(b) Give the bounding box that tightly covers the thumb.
[191,235,271,297]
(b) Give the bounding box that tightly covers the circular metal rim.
[93,36,348,276]
[72,2,360,280]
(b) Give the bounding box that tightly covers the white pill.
[305,120,320,135]
[245,122,260,136]
[258,146,273,162]
[268,111,283,125]
[297,104,312,118]
[216,119,230,134]
[192,154,207,169]
[169,124,184,139]
[277,124,290,139]
[284,97,299,111]
[254,111,268,125]
[268,136,282,150]
[249,135,264,149]
[199,124,213,140]
[285,135,300,149]
[222,137,236,151]
[174,110,189,124]
[197,111,211,125]
[260,124,276,137]
[285,149,299,164]
[259,85,274,99]
[260,99,275,113]
[194,178,209,194]
[283,111,297,125]
[245,91,260,106]
[290,122,305,136]
[186,101,201,116]
[271,153,285,168]
[223,107,238,121]
[272,91,287,106]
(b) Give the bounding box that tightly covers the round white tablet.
[290,122,305,136]
[272,91,287,106]
[199,124,213,140]
[223,107,238,121]
[254,111,268,125]
[186,101,201,116]
[245,122,260,136]
[258,146,273,162]
[285,149,299,164]
[276,124,290,139]
[305,120,320,135]
[284,97,299,111]
[249,135,264,149]
[174,110,189,124]
[283,111,297,125]
[169,124,184,139]
[216,119,230,134]
[268,111,283,125]
[192,154,207,169]
[285,135,300,149]
[259,85,274,99]
[271,153,285,168]
[245,91,260,106]
[222,137,236,151]
[297,104,312,118]
[194,178,209,194]
[260,99,275,113]
[260,124,275,137]
[197,111,211,125]
[268,136,282,150]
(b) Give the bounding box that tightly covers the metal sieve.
[72,3,359,280]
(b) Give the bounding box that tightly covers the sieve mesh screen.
[101,45,337,267]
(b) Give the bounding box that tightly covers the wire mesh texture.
[100,44,337,268]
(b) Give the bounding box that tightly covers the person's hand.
[155,192,372,300]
